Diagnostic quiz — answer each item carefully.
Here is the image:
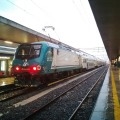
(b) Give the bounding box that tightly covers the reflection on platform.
[90,66,120,120]
[0,77,14,86]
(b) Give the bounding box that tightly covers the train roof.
[22,41,104,62]
[32,41,59,49]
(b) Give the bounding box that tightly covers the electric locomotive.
[11,41,83,87]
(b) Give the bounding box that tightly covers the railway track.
[0,70,88,103]
[22,67,107,120]
[0,66,108,120]
[0,87,36,102]
[0,86,23,95]
[68,68,107,120]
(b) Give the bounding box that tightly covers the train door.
[82,58,87,69]
[51,48,57,70]
[78,55,82,68]
[45,47,53,73]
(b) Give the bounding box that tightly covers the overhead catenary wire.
[6,0,33,16]
[30,0,52,19]
[6,0,58,37]
[6,0,53,27]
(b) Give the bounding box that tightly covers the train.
[11,41,105,87]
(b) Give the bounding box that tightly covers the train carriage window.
[83,59,86,63]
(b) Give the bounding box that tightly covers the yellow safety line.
[111,70,120,120]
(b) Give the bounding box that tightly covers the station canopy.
[89,0,120,61]
[0,16,58,48]
[0,16,78,55]
[1,2,120,62]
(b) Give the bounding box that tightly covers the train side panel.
[81,56,96,70]
[51,48,82,72]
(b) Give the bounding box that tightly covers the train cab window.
[16,44,41,59]
[32,45,41,56]
[51,48,53,56]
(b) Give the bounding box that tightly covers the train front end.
[11,43,43,87]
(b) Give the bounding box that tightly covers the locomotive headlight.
[15,66,21,71]
[33,66,37,71]
[12,66,21,74]
[31,65,41,71]
[16,66,20,70]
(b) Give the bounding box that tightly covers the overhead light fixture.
[4,41,13,44]
[0,46,16,49]
[0,56,10,59]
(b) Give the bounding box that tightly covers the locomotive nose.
[11,65,41,75]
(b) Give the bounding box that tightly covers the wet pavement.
[90,66,120,120]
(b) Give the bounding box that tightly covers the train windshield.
[15,44,41,59]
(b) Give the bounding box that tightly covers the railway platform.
[90,66,120,120]
[0,77,14,87]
